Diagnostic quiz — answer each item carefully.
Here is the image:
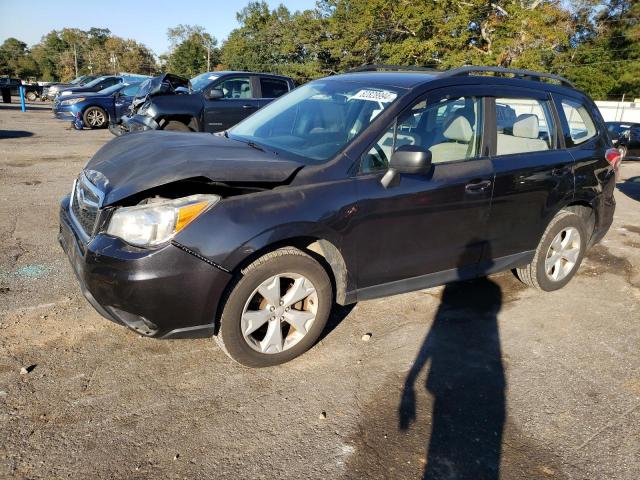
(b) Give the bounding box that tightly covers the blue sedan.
[53,83,141,130]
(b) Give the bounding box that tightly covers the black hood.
[85,131,303,205]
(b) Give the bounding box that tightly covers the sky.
[0,0,317,55]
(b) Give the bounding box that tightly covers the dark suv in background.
[117,71,294,133]
[59,65,619,367]
[606,121,640,160]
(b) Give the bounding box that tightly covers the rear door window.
[560,98,597,146]
[495,98,556,156]
[260,78,289,98]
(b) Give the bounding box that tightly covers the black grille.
[70,177,101,238]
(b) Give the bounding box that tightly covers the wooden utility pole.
[73,44,78,77]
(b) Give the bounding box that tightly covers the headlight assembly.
[60,97,85,106]
[106,194,220,247]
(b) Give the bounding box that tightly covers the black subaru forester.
[59,66,619,367]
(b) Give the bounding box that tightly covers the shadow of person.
[399,247,505,480]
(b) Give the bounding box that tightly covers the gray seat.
[497,113,549,155]
[239,83,252,99]
[428,115,475,163]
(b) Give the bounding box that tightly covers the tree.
[166,25,219,76]
[221,2,328,83]
[0,38,32,77]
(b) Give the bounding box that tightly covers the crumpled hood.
[85,131,303,205]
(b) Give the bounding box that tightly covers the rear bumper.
[58,195,232,339]
[590,172,616,246]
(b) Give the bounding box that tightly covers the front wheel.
[216,247,333,367]
[83,106,108,129]
[515,210,587,291]
[25,91,37,102]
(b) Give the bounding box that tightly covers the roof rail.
[346,64,440,74]
[444,65,575,88]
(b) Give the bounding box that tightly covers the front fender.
[173,180,358,273]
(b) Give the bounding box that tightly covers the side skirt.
[353,250,535,302]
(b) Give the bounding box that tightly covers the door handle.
[242,104,257,109]
[465,179,492,193]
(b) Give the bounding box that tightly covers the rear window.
[561,98,597,146]
[260,78,289,98]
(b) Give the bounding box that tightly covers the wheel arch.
[158,115,199,131]
[226,234,353,307]
[561,200,597,245]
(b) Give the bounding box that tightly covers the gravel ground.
[1,103,639,480]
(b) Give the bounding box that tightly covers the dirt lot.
[1,103,639,480]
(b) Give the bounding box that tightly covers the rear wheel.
[25,91,37,102]
[162,120,191,131]
[515,210,587,291]
[83,106,108,129]
[216,247,332,367]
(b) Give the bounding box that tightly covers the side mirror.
[207,88,224,100]
[381,145,432,188]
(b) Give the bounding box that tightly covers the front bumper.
[58,195,232,339]
[54,106,83,129]
[121,113,159,133]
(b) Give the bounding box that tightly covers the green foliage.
[3,1,638,99]
[218,0,639,99]
[2,28,158,82]
[164,25,219,77]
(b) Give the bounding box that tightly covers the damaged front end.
[59,130,304,338]
[110,74,189,136]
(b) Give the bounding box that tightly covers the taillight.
[605,148,622,169]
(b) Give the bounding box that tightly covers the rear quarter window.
[560,98,597,146]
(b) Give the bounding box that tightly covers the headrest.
[443,115,473,143]
[513,114,540,139]
[241,84,250,92]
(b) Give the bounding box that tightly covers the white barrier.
[595,100,640,123]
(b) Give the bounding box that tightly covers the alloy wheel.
[87,109,105,127]
[545,227,581,282]
[241,273,318,354]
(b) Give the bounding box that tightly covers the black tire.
[25,91,37,102]
[216,247,333,367]
[162,120,191,131]
[82,106,108,129]
[515,210,588,291]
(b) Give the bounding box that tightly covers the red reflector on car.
[605,148,622,168]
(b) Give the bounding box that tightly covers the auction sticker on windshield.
[351,89,397,103]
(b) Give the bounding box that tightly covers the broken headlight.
[106,194,220,247]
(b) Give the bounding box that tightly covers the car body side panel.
[174,177,359,283]
[565,97,616,243]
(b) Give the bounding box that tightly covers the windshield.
[98,84,124,95]
[70,75,87,85]
[190,72,219,92]
[229,80,402,163]
[82,76,109,88]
